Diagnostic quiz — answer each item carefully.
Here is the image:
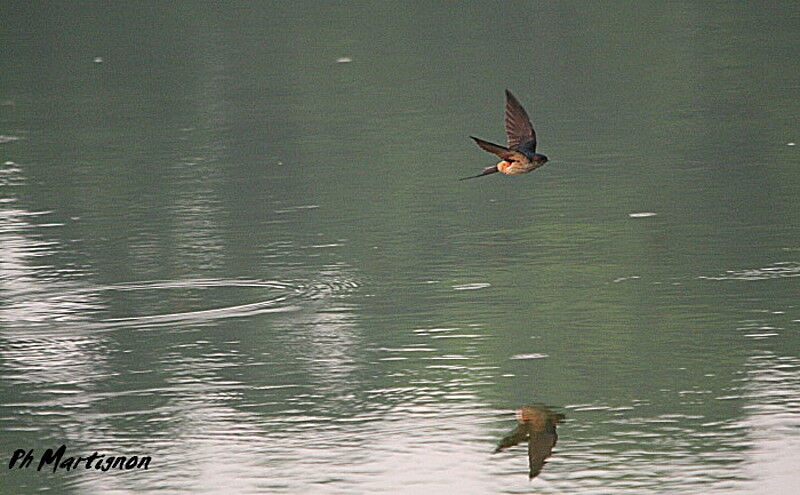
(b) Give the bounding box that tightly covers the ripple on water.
[452,282,491,291]
[98,277,358,330]
[1,276,360,332]
[699,262,800,281]
[509,353,549,360]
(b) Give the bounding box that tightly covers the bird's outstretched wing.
[494,424,528,453]
[470,136,527,162]
[504,89,536,153]
[527,430,557,479]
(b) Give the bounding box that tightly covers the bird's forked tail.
[460,165,499,181]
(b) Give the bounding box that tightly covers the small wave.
[510,353,548,360]
[452,283,491,291]
[99,297,300,329]
[273,205,320,214]
[94,276,359,329]
[699,262,800,281]
[96,278,295,292]
[1,276,360,332]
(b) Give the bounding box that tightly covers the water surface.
[1,2,798,493]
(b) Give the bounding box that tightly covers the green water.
[1,2,798,493]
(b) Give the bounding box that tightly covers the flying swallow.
[494,405,565,479]
[461,89,549,180]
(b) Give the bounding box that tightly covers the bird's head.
[533,153,548,165]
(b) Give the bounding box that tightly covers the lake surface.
[1,2,798,493]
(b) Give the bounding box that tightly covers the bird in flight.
[494,405,565,479]
[461,89,548,180]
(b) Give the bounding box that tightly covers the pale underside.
[497,160,541,175]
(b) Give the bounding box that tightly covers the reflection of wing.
[504,89,536,153]
[494,424,528,453]
[527,430,557,479]
[497,406,564,479]
[470,137,527,162]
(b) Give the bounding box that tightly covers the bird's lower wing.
[494,425,528,453]
[527,432,557,479]
[470,137,526,162]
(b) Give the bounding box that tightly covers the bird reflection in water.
[494,405,565,479]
